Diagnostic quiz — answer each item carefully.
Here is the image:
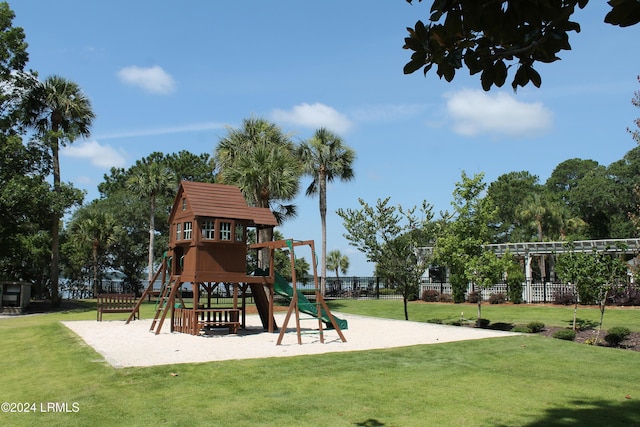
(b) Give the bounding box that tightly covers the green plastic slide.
[272,271,348,330]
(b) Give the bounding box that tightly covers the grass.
[0,300,639,426]
[331,299,640,331]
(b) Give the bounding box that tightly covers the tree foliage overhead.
[403,0,640,90]
[0,2,27,77]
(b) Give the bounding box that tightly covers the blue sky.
[12,1,640,275]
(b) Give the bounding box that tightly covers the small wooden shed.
[0,281,33,314]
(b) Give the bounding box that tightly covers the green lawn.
[331,299,640,331]
[0,300,639,426]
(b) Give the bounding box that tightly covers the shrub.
[512,325,532,333]
[553,329,576,341]
[553,290,576,305]
[604,326,631,347]
[610,285,640,306]
[421,289,439,302]
[507,281,524,304]
[490,322,514,331]
[438,293,453,303]
[450,273,467,303]
[488,292,506,304]
[476,318,490,328]
[527,321,545,333]
[467,291,481,303]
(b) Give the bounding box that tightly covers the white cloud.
[445,89,553,138]
[117,65,175,94]
[62,140,126,168]
[96,121,226,140]
[351,103,426,122]
[271,103,352,134]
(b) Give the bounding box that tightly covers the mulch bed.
[538,326,640,352]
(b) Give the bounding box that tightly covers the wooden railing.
[196,308,241,334]
[173,307,241,335]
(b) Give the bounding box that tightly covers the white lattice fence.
[419,281,577,303]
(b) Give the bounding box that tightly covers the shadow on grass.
[566,318,599,330]
[27,299,95,314]
[354,418,385,426]
[325,301,350,310]
[499,398,640,427]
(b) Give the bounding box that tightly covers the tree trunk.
[595,293,607,345]
[50,132,61,307]
[319,169,327,296]
[403,296,409,321]
[257,227,273,271]
[92,243,99,297]
[148,194,156,285]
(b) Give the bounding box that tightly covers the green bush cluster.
[553,329,576,341]
[507,282,524,304]
[527,321,545,333]
[604,326,631,347]
[511,321,544,334]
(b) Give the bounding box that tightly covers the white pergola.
[483,238,640,256]
[421,238,640,283]
[483,238,640,284]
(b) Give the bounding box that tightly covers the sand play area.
[62,312,519,368]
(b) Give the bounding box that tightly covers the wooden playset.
[125,181,346,345]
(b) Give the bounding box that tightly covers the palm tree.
[215,117,301,268]
[20,75,95,305]
[126,158,177,285]
[517,193,563,282]
[70,203,120,296]
[326,249,349,279]
[298,128,355,294]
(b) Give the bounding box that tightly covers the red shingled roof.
[176,181,278,227]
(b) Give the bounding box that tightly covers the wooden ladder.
[126,257,168,324]
[149,276,182,335]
